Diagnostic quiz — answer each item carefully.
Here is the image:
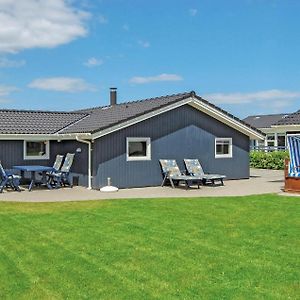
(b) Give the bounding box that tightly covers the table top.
[13,165,55,172]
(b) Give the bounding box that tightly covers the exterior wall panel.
[92,104,250,189]
[0,140,88,186]
[0,104,250,189]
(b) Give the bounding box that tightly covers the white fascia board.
[261,127,291,134]
[0,133,91,140]
[271,124,300,131]
[189,99,265,140]
[91,98,192,140]
[91,96,264,140]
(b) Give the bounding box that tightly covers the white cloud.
[189,8,198,16]
[203,90,300,106]
[0,57,26,68]
[84,57,103,67]
[0,85,18,96]
[0,84,18,103]
[138,40,150,48]
[98,14,108,24]
[28,77,95,92]
[129,73,183,84]
[0,0,89,53]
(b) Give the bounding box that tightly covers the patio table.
[13,165,55,191]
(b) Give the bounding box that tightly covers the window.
[215,138,232,158]
[266,134,275,149]
[277,134,286,148]
[126,137,151,161]
[23,140,50,160]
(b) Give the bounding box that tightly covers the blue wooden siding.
[0,104,250,189]
[92,104,250,189]
[0,140,88,186]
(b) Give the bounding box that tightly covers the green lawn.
[0,195,299,299]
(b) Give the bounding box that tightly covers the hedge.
[249,151,289,170]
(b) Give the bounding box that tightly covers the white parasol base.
[100,185,119,192]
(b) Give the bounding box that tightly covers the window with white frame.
[23,140,50,160]
[126,137,151,161]
[215,138,232,158]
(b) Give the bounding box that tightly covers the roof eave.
[90,96,265,140]
[190,98,265,140]
[0,133,91,140]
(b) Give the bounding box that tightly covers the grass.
[0,195,299,299]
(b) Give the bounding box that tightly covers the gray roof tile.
[62,92,192,134]
[243,113,289,128]
[0,91,263,137]
[275,110,300,126]
[0,110,87,134]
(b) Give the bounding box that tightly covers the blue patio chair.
[184,159,226,186]
[38,154,64,180]
[159,159,203,189]
[0,161,21,193]
[45,154,64,176]
[48,153,75,188]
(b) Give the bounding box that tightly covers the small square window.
[277,134,286,147]
[215,138,232,158]
[23,140,50,160]
[126,138,151,161]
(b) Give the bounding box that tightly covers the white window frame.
[23,140,50,160]
[215,138,232,158]
[126,137,151,161]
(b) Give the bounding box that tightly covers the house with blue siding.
[0,90,264,189]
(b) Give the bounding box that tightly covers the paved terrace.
[0,169,286,202]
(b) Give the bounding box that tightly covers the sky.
[0,0,299,118]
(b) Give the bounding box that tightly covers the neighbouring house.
[0,90,264,189]
[244,110,300,151]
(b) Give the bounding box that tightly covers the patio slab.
[0,169,285,202]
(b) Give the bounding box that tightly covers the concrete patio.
[0,169,288,202]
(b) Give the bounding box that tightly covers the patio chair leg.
[0,178,8,193]
[28,180,34,192]
[185,180,189,189]
[13,184,21,192]
[161,174,168,187]
[169,178,175,188]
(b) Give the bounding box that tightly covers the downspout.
[76,136,92,190]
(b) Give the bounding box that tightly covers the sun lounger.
[159,159,203,189]
[184,159,226,186]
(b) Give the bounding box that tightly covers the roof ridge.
[75,91,194,112]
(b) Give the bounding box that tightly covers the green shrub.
[250,151,289,170]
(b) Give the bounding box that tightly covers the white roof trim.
[91,96,264,140]
[189,98,265,140]
[272,124,300,129]
[91,98,192,140]
[0,133,91,140]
